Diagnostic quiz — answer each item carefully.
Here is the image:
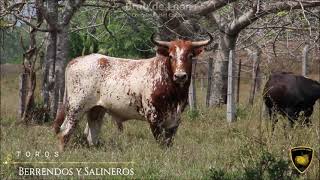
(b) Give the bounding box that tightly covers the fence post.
[248,46,261,105]
[227,50,236,122]
[206,57,213,107]
[236,59,241,104]
[302,43,310,77]
[189,59,197,111]
[200,77,205,91]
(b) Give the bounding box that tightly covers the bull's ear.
[156,47,169,57]
[193,47,203,57]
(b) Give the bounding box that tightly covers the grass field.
[0,64,319,179]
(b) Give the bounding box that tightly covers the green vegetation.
[100,10,154,58]
[2,9,155,65]
[1,69,319,179]
[69,9,155,60]
[207,151,298,180]
[1,28,26,64]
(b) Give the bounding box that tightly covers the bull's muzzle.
[174,72,188,83]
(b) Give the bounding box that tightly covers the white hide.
[61,53,176,132]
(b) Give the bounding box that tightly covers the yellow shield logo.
[290,146,313,173]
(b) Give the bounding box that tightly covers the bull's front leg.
[163,125,179,146]
[149,112,181,147]
[147,103,182,147]
[150,123,179,147]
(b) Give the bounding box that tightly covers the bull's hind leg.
[285,108,298,128]
[85,106,106,146]
[112,116,124,132]
[304,107,313,127]
[58,106,84,151]
[268,107,278,133]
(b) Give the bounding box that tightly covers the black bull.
[263,72,320,130]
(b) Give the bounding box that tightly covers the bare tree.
[4,1,44,122]
[3,0,85,119]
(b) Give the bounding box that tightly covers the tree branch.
[182,0,238,16]
[61,0,86,26]
[13,14,50,32]
[35,0,50,24]
[229,0,320,35]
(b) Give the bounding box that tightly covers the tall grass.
[0,68,319,179]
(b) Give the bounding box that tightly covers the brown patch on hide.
[149,74,189,124]
[98,58,109,69]
[168,40,194,77]
[67,59,78,67]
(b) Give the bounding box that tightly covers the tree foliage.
[68,9,155,60]
[1,27,27,64]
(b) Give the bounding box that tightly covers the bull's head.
[152,33,213,85]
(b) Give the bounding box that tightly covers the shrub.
[187,109,199,120]
[205,151,298,180]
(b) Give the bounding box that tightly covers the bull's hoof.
[158,139,174,148]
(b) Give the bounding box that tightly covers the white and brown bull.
[53,33,213,150]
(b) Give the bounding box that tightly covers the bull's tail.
[53,85,67,134]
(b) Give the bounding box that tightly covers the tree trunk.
[42,0,58,120]
[55,26,69,114]
[210,34,237,106]
[19,25,38,123]
[43,1,58,121]
[43,31,58,119]
[19,73,28,118]
[40,0,84,119]
[22,70,36,122]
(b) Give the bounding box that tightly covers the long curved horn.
[191,32,213,47]
[151,33,171,47]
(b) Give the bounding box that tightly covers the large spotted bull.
[53,33,213,150]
